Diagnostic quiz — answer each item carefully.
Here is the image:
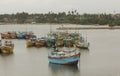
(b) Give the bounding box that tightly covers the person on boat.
[9,41,14,47]
[53,44,58,52]
[4,40,8,46]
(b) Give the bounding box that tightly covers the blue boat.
[48,48,80,65]
[16,32,25,39]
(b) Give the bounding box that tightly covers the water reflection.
[48,63,80,76]
[79,49,89,55]
[80,49,89,51]
[0,53,13,57]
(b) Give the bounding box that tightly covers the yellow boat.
[26,40,35,47]
[35,38,45,47]
[0,40,14,54]
[1,33,11,39]
[26,37,37,47]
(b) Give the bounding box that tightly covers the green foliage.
[0,11,119,25]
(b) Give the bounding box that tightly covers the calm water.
[0,24,120,76]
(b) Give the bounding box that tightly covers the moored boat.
[26,37,36,47]
[0,40,14,54]
[35,38,46,47]
[1,32,11,39]
[48,47,80,65]
[75,36,89,49]
[16,32,25,39]
[76,41,89,49]
[45,34,56,47]
[24,31,35,39]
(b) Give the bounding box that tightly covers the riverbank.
[0,23,73,26]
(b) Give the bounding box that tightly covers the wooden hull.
[35,42,45,47]
[1,34,11,39]
[0,46,13,54]
[26,41,34,47]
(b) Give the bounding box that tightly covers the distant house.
[112,13,120,19]
[31,21,36,24]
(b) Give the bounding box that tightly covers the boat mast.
[85,33,87,42]
[50,24,52,33]
[0,34,1,40]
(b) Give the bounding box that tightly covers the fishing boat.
[0,40,14,54]
[1,32,11,39]
[26,36,36,47]
[76,41,89,49]
[48,47,80,65]
[75,36,89,49]
[45,34,56,47]
[24,31,35,39]
[16,32,25,39]
[35,38,46,47]
[10,32,17,39]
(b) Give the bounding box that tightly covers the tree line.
[0,11,120,26]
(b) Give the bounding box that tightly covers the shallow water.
[0,24,120,76]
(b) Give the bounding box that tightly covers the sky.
[0,0,120,14]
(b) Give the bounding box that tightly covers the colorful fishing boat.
[48,47,80,65]
[16,32,25,39]
[45,34,56,47]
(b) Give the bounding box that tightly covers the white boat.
[76,35,89,49]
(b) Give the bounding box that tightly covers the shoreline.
[0,23,74,25]
[0,23,120,30]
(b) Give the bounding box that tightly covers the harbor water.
[0,24,120,76]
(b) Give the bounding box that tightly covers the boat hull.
[48,54,80,65]
[35,42,45,47]
[0,46,13,54]
[26,41,35,47]
[16,33,25,39]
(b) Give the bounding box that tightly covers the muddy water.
[0,24,120,76]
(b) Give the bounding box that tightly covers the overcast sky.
[0,0,120,14]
